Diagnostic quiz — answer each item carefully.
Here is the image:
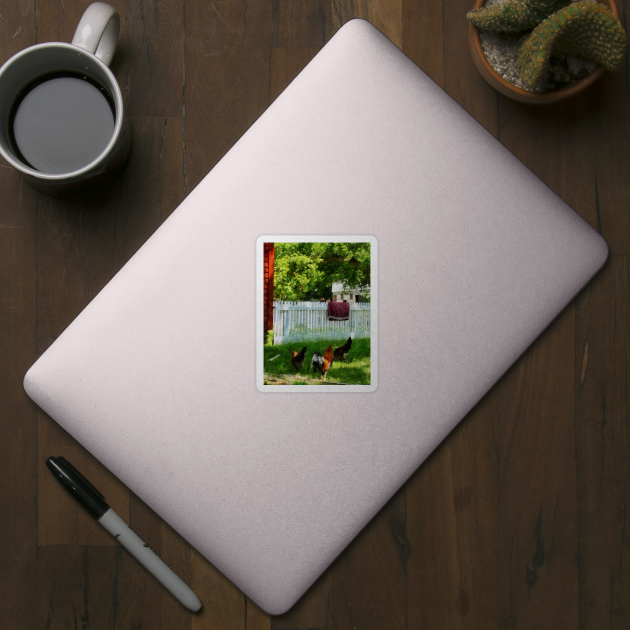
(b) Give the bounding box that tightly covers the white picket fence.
[273,301,371,345]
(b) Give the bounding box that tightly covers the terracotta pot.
[468,0,619,103]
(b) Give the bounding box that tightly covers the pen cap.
[46,456,110,519]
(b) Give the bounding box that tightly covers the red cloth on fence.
[327,301,350,320]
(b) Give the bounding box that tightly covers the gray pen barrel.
[98,508,202,612]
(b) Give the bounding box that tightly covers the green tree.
[274,242,370,301]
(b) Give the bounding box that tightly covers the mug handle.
[71,2,120,67]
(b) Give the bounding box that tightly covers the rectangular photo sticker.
[256,236,378,393]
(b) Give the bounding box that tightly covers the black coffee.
[10,73,115,174]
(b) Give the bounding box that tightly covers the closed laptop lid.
[24,19,607,614]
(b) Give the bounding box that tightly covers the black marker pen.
[46,456,202,612]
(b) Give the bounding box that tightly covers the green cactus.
[467,0,568,33]
[516,1,627,85]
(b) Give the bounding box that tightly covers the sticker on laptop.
[256,236,377,392]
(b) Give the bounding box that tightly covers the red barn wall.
[263,243,274,336]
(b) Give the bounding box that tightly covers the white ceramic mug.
[0,2,131,197]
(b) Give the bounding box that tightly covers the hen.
[333,336,353,363]
[291,347,307,372]
[310,344,334,379]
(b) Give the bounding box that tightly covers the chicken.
[291,347,307,372]
[333,336,353,363]
[324,344,333,372]
[310,344,334,379]
[310,352,326,376]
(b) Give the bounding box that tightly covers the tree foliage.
[273,242,371,302]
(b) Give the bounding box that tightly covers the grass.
[263,337,371,386]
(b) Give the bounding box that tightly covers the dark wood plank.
[190,549,248,630]
[331,0,402,48]
[247,600,272,630]
[496,97,598,223]
[112,116,185,270]
[126,0,183,117]
[36,0,121,44]
[271,573,332,629]
[407,393,499,629]
[0,134,38,630]
[581,72,630,254]
[37,415,130,546]
[270,47,321,103]
[576,256,630,629]
[402,0,444,88]
[0,5,39,629]
[330,486,407,630]
[574,0,629,254]
[180,595,270,630]
[108,494,193,629]
[159,117,187,220]
[495,72,630,257]
[0,0,36,54]
[497,305,578,628]
[443,0,498,132]
[491,20,629,626]
[184,0,272,192]
[36,545,119,630]
[271,0,332,46]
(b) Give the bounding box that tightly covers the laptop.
[23,19,608,614]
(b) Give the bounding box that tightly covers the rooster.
[310,344,334,379]
[333,335,353,363]
[291,347,307,372]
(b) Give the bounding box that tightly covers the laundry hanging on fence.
[327,302,350,321]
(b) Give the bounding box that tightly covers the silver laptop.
[24,19,607,614]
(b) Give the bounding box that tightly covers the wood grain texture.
[0,7,35,630]
[407,393,499,629]
[37,416,129,546]
[126,0,184,117]
[271,573,332,629]
[582,73,630,254]
[184,0,271,191]
[191,549,249,630]
[188,554,274,630]
[576,256,630,630]
[0,154,38,630]
[497,305,579,629]
[332,0,403,48]
[36,545,119,630]
[270,47,321,102]
[403,0,444,88]
[443,0,497,132]
[1,0,629,627]
[495,76,629,255]
[0,5,37,628]
[113,495,193,629]
[331,486,408,630]
[112,116,185,270]
[272,0,332,46]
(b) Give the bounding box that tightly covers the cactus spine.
[467,0,568,33]
[516,1,627,85]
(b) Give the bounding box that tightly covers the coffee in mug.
[0,2,131,197]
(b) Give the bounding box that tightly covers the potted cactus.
[467,0,627,103]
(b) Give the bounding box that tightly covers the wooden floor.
[1,0,629,628]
